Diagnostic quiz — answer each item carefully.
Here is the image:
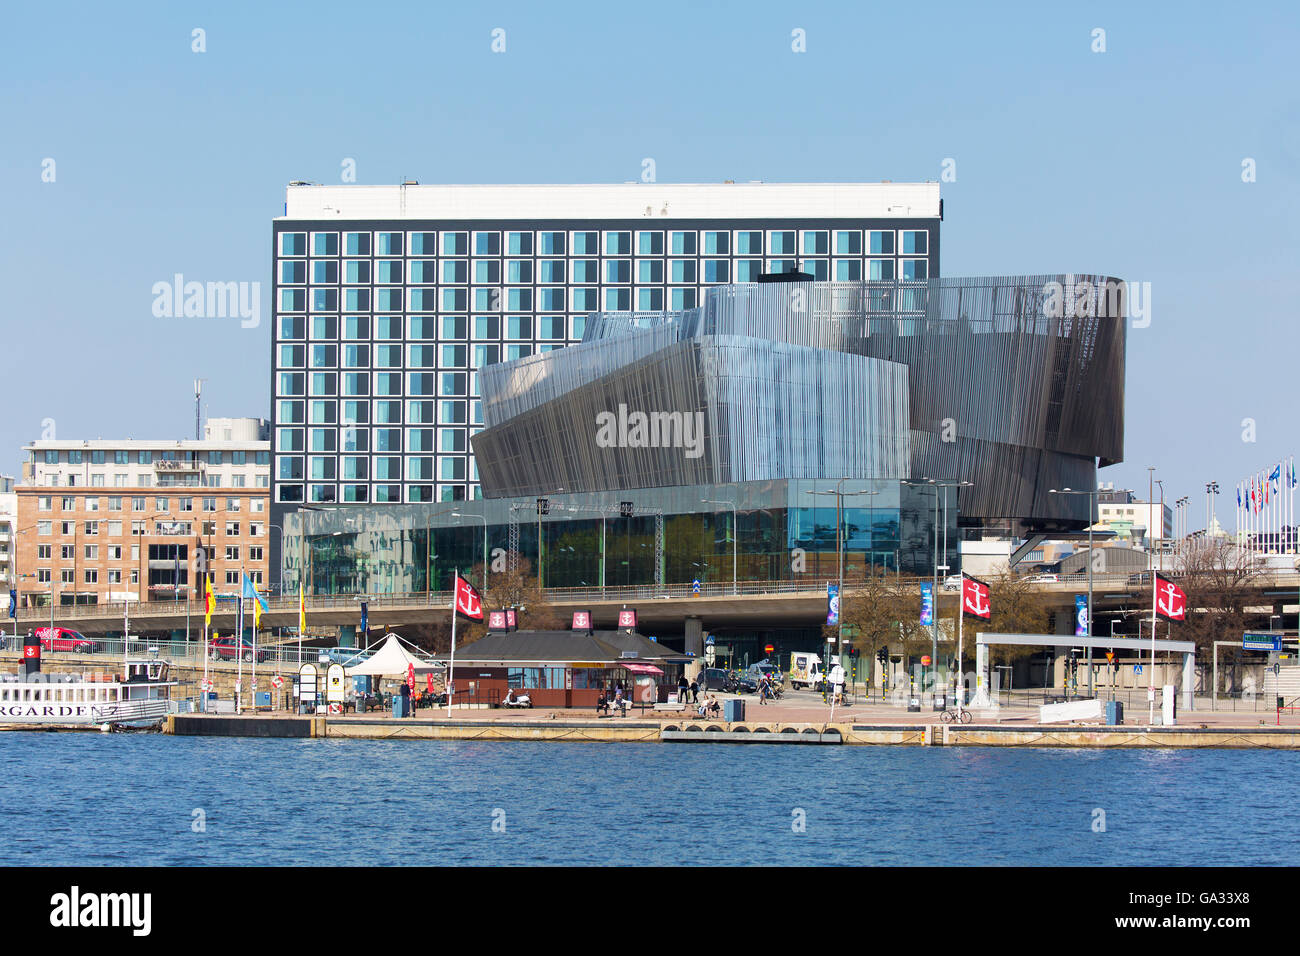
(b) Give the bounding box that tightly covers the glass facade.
[283,479,959,596]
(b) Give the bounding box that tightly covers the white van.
[789,652,823,690]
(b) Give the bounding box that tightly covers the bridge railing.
[12,569,1300,626]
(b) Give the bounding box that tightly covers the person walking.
[678,672,690,703]
[689,676,699,704]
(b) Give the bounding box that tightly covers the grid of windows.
[273,220,938,507]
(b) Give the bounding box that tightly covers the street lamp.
[1051,487,1101,698]
[700,497,739,595]
[902,478,970,701]
[1205,481,1219,537]
[811,481,879,688]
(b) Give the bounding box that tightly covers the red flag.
[962,575,991,619]
[426,672,435,693]
[407,662,416,690]
[1154,575,1186,621]
[454,574,484,621]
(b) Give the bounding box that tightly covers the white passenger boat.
[0,657,178,730]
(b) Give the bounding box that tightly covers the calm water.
[2,735,1294,866]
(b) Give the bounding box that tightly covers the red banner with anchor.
[962,574,992,619]
[454,574,484,621]
[1154,575,1186,621]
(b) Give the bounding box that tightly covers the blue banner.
[1075,594,1089,637]
[360,601,368,636]
[920,582,934,626]
[7,589,14,619]
[826,584,840,626]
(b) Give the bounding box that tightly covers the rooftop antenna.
[194,378,206,440]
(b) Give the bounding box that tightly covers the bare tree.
[1175,539,1267,657]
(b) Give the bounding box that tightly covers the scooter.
[502,691,533,708]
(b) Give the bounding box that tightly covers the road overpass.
[9,572,1300,642]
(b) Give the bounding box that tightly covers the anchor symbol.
[1157,582,1183,619]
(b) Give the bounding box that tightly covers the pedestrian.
[399,679,411,717]
[678,671,689,703]
[689,677,699,704]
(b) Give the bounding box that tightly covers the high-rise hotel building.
[270,181,941,545]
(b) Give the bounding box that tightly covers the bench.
[654,702,687,713]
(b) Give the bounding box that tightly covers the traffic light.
[619,501,634,518]
[877,646,888,666]
[536,498,549,516]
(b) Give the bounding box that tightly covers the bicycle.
[939,705,972,724]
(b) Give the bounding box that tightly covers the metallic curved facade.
[472,275,1126,531]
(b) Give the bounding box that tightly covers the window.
[769,230,796,254]
[901,259,928,281]
[868,230,895,255]
[637,231,664,255]
[572,231,598,255]
[735,231,763,254]
[703,260,730,283]
[835,259,862,281]
[249,546,264,562]
[604,231,631,255]
[539,231,565,255]
[802,231,829,255]
[901,230,928,255]
[225,521,240,537]
[108,496,122,511]
[441,232,467,255]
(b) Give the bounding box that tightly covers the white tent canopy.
[345,634,441,676]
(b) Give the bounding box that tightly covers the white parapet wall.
[1039,698,1104,724]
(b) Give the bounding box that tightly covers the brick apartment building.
[15,418,271,616]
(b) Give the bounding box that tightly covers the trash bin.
[722,698,745,722]
[1105,700,1124,725]
[255,691,271,709]
[392,696,405,719]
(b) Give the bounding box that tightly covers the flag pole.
[957,576,965,709]
[1149,570,1157,724]
[447,568,457,718]
[236,591,244,715]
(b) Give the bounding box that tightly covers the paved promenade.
[218,687,1300,730]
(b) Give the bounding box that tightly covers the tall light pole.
[1205,481,1219,537]
[1051,487,1101,698]
[811,481,878,686]
[700,497,739,595]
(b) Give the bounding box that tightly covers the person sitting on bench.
[596,692,611,716]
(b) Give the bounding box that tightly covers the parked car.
[1028,573,1059,583]
[323,646,373,666]
[730,672,758,694]
[209,636,269,663]
[941,575,962,592]
[699,667,732,691]
[36,627,101,654]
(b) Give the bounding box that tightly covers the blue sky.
[2,0,1297,523]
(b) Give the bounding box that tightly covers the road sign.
[692,579,701,594]
[764,644,775,655]
[200,679,213,692]
[921,655,931,667]
[1105,652,1115,664]
[1244,632,1283,651]
[1134,664,1143,675]
[271,675,284,689]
